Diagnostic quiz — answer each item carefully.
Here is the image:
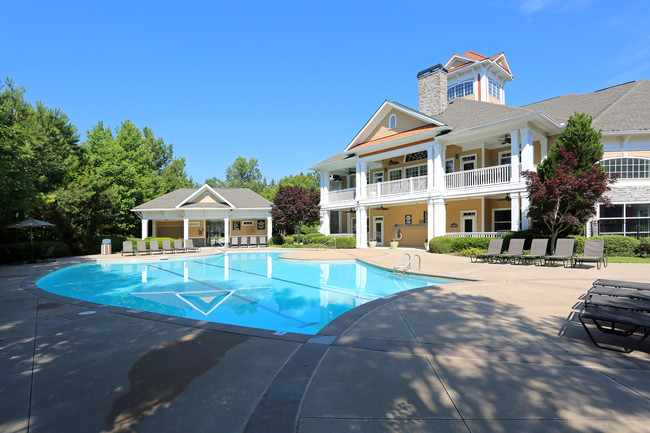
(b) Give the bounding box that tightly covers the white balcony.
[444,165,514,190]
[366,175,427,199]
[328,188,356,203]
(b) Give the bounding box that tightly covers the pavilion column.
[183,217,189,243]
[510,129,520,183]
[224,216,230,247]
[266,216,272,241]
[511,194,520,231]
[141,219,149,239]
[433,198,446,237]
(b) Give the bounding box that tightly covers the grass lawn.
[607,256,650,263]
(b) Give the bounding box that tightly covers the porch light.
[505,194,511,202]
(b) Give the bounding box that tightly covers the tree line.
[0,79,319,254]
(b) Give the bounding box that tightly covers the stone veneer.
[606,185,650,202]
[418,65,447,117]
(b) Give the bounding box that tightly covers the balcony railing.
[328,188,356,203]
[366,175,427,199]
[445,165,513,190]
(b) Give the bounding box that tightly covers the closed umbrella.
[6,218,55,262]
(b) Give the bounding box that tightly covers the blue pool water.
[37,252,450,335]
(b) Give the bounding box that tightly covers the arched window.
[447,81,474,101]
[389,114,397,129]
[601,157,650,179]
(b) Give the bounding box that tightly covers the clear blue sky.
[3,0,649,185]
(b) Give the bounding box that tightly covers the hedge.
[0,241,70,261]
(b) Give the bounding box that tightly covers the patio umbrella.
[6,218,55,262]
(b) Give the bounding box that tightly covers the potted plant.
[369,238,377,248]
[390,238,399,249]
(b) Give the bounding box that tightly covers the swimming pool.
[37,252,450,335]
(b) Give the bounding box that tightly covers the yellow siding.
[445,145,482,171]
[154,220,205,238]
[199,194,217,203]
[534,140,541,165]
[231,219,267,236]
[445,199,483,233]
[364,109,428,142]
[369,203,428,248]
[484,198,511,231]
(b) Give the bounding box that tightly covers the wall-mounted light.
[450,222,458,228]
[505,193,511,202]
[388,160,399,165]
[455,154,459,160]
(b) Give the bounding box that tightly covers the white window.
[447,81,474,101]
[388,114,397,129]
[597,203,650,236]
[499,151,511,165]
[601,158,650,179]
[493,209,510,232]
[488,79,501,99]
[461,154,477,171]
[242,221,254,226]
[445,158,454,174]
[388,168,402,181]
[405,164,427,178]
[373,172,384,183]
[404,150,427,162]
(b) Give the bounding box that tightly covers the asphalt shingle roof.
[132,187,271,211]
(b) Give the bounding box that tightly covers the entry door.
[461,211,476,233]
[373,216,384,246]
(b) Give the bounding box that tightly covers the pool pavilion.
[131,184,273,247]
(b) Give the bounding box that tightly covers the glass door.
[373,216,384,246]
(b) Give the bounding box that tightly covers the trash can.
[101,239,112,255]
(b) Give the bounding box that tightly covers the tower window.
[447,81,474,101]
[488,79,502,99]
[389,114,397,129]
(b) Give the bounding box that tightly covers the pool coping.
[21,253,459,433]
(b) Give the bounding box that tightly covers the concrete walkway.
[1,248,650,432]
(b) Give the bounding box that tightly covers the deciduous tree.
[271,186,320,242]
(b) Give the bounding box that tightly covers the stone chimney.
[417,64,448,117]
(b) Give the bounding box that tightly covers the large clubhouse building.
[311,51,650,248]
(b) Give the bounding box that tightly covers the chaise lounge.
[543,238,575,267]
[495,238,525,264]
[122,241,136,257]
[572,239,607,269]
[514,239,548,265]
[470,239,503,263]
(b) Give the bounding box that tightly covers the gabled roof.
[521,80,650,132]
[444,50,512,77]
[132,185,271,211]
[344,100,446,152]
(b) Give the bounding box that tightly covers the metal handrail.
[393,253,421,276]
[318,238,337,250]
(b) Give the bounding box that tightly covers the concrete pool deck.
[1,247,650,432]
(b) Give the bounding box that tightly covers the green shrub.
[0,241,69,259]
[569,235,586,255]
[595,235,640,257]
[334,237,356,249]
[284,235,295,244]
[301,232,321,244]
[635,237,650,257]
[429,236,454,254]
[502,230,548,250]
[451,237,491,251]
[271,234,284,245]
[144,237,174,249]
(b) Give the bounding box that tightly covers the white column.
[433,142,444,192]
[224,217,230,247]
[521,194,531,231]
[510,194,520,231]
[266,216,273,240]
[320,171,329,205]
[357,161,367,199]
[520,127,534,172]
[481,197,485,232]
[427,144,435,193]
[540,136,548,161]
[320,210,330,235]
[433,198,446,237]
[356,205,368,248]
[427,198,435,241]
[141,219,149,239]
[510,129,520,183]
[183,218,189,243]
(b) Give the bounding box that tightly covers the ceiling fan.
[377,204,390,211]
[498,134,511,145]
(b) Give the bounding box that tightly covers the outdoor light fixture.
[388,160,399,165]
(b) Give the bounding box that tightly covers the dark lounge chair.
[136,241,149,256]
[470,238,503,263]
[258,235,267,247]
[579,279,650,352]
[514,239,548,265]
[543,238,575,267]
[149,241,163,255]
[495,238,525,264]
[173,239,185,253]
[41,245,55,262]
[572,239,607,269]
[162,239,175,254]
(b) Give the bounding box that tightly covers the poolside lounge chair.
[495,238,525,264]
[122,241,136,257]
[173,239,185,253]
[162,239,175,254]
[248,236,256,247]
[579,279,650,352]
[573,239,607,269]
[136,241,149,256]
[543,238,575,267]
[231,236,241,248]
[185,239,199,253]
[470,239,503,263]
[149,241,163,255]
[514,239,548,265]
[258,235,267,247]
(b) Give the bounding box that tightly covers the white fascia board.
[355,129,446,161]
[176,184,235,210]
[344,101,445,152]
[602,130,650,136]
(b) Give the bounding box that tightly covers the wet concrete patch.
[37,302,63,310]
[106,330,249,431]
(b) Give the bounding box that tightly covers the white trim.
[461,210,477,233]
[461,153,477,171]
[372,216,384,246]
[176,184,236,210]
[389,113,397,129]
[498,150,511,165]
[492,207,510,232]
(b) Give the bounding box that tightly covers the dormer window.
[389,114,397,129]
[488,79,502,99]
[447,81,474,101]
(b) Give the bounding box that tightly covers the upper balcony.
[445,164,515,190]
[366,175,427,198]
